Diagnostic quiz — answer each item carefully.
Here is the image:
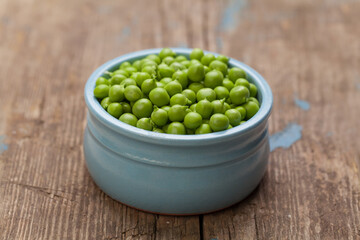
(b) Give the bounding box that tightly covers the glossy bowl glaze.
[84,48,273,215]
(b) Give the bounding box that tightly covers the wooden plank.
[202,0,360,239]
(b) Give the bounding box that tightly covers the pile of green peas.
[93,48,260,135]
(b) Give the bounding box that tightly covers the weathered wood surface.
[0,0,359,239]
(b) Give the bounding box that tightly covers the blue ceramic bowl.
[84,48,273,215]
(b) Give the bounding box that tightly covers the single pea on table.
[93,48,260,135]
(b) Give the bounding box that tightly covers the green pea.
[124,66,138,75]
[149,88,170,107]
[187,63,205,82]
[197,88,216,102]
[160,77,173,85]
[195,123,212,134]
[190,48,204,61]
[204,70,224,89]
[229,86,250,105]
[142,66,157,76]
[190,103,197,112]
[124,85,142,102]
[151,108,168,127]
[158,64,175,79]
[167,122,186,135]
[162,56,175,65]
[170,62,186,71]
[96,77,109,86]
[188,82,204,93]
[224,102,231,112]
[181,60,191,68]
[228,67,246,82]
[120,61,132,70]
[209,60,227,76]
[249,83,258,97]
[190,59,201,65]
[119,113,138,127]
[182,89,196,104]
[132,98,153,118]
[175,55,187,62]
[110,74,127,85]
[235,106,246,120]
[141,78,157,95]
[225,109,241,126]
[159,48,175,59]
[143,58,158,67]
[212,99,227,114]
[161,105,171,112]
[240,120,247,125]
[94,84,109,99]
[162,124,170,132]
[248,97,260,106]
[107,103,123,118]
[216,55,229,64]
[209,113,229,132]
[100,97,111,110]
[146,54,161,64]
[112,69,129,77]
[120,102,131,113]
[242,101,259,119]
[153,128,165,133]
[164,80,182,97]
[132,60,142,70]
[235,78,250,90]
[214,86,229,100]
[196,99,213,119]
[170,93,189,106]
[201,53,216,66]
[121,78,137,87]
[136,118,153,131]
[156,81,165,88]
[173,70,188,89]
[204,66,210,74]
[134,72,151,86]
[222,78,234,91]
[184,112,203,129]
[130,72,139,81]
[168,105,188,122]
[109,85,125,102]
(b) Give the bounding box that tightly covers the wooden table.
[1,0,359,239]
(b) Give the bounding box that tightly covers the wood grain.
[0,0,359,239]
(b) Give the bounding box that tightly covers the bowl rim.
[84,48,273,145]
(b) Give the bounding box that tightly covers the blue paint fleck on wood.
[218,0,247,32]
[294,97,310,111]
[0,135,8,154]
[356,82,360,90]
[270,123,303,152]
[216,0,247,52]
[117,26,131,42]
[216,36,223,51]
[122,26,131,37]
